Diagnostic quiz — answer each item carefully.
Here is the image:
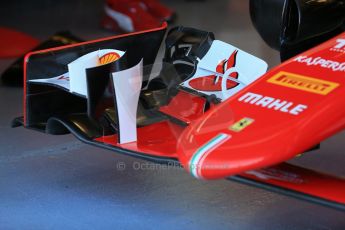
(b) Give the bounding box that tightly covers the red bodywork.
[177,32,345,180]
[239,163,345,205]
[0,27,39,58]
[94,33,345,206]
[22,28,345,209]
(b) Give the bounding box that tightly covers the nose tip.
[186,133,232,179]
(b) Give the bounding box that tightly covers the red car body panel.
[239,163,345,206]
[21,26,345,210]
[177,32,345,179]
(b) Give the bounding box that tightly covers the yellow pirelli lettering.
[267,71,339,95]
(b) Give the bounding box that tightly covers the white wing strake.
[112,59,143,144]
[29,48,144,144]
[29,49,125,97]
[29,73,70,91]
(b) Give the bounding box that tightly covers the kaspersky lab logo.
[330,39,345,53]
[189,50,240,92]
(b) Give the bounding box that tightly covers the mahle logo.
[267,71,339,95]
[238,92,308,116]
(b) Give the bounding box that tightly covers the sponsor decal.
[229,117,254,132]
[294,56,345,72]
[57,75,69,81]
[189,133,231,179]
[181,40,268,101]
[246,168,304,184]
[330,38,345,53]
[189,50,239,92]
[99,52,121,65]
[238,92,308,115]
[267,71,339,95]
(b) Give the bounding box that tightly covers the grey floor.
[0,0,345,229]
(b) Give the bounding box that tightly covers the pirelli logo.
[267,71,339,95]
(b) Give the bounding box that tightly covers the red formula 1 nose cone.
[189,50,239,92]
